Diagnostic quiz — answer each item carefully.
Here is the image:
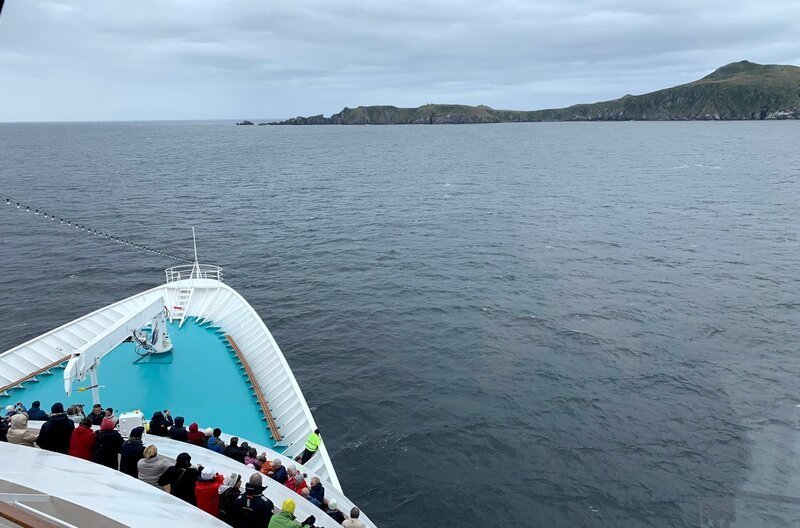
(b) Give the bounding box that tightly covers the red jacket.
[285,476,308,495]
[187,422,205,446]
[195,474,224,517]
[68,425,95,460]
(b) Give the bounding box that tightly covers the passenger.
[66,405,83,424]
[244,447,261,469]
[119,426,146,477]
[36,402,74,454]
[270,458,288,484]
[268,498,301,528]
[325,498,345,524]
[137,445,171,487]
[187,422,205,446]
[224,436,245,462]
[231,473,274,528]
[308,476,325,505]
[285,472,308,495]
[7,413,38,447]
[217,472,242,526]
[157,452,200,505]
[301,488,321,508]
[88,403,105,426]
[300,429,321,464]
[68,417,95,460]
[169,416,189,442]
[207,427,226,453]
[26,400,48,421]
[105,407,117,424]
[149,410,173,437]
[0,415,9,442]
[4,405,16,417]
[342,507,366,528]
[203,427,213,448]
[258,454,271,475]
[195,468,225,517]
[93,417,124,470]
[240,441,251,461]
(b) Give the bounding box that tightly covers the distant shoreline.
[266,61,800,125]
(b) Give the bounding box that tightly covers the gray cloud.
[1,0,798,121]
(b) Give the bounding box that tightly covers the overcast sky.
[1,0,798,121]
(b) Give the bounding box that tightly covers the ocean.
[1,121,799,527]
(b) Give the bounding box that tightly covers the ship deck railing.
[164,264,223,283]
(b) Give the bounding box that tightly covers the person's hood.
[189,422,199,433]
[219,473,240,494]
[9,413,28,429]
[243,482,265,496]
[151,411,165,422]
[100,418,115,431]
[174,416,185,428]
[176,452,192,469]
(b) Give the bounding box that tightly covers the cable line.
[2,194,193,263]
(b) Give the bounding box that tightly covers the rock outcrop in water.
[273,61,800,124]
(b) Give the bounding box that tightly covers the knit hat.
[200,468,215,481]
[328,498,338,511]
[204,427,213,436]
[222,472,240,488]
[282,499,296,514]
[130,426,145,438]
[51,402,64,414]
[100,417,115,431]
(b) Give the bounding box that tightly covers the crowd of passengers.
[0,401,366,528]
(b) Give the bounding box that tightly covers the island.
[272,61,800,124]
[235,120,254,126]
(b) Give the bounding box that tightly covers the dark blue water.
[1,121,799,527]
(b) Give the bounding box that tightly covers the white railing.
[164,264,223,283]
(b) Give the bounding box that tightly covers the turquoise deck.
[1,318,280,449]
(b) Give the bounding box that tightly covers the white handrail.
[164,264,223,283]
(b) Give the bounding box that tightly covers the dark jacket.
[26,405,48,421]
[88,410,105,426]
[271,464,288,484]
[327,509,346,524]
[0,417,8,442]
[93,429,124,469]
[37,413,75,454]
[119,438,145,477]
[224,444,246,464]
[149,411,172,437]
[158,453,198,505]
[218,486,241,526]
[309,481,325,504]
[232,483,273,528]
[170,416,189,442]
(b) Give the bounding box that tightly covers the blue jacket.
[27,405,48,421]
[207,435,225,453]
[309,482,325,504]
[271,465,288,484]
